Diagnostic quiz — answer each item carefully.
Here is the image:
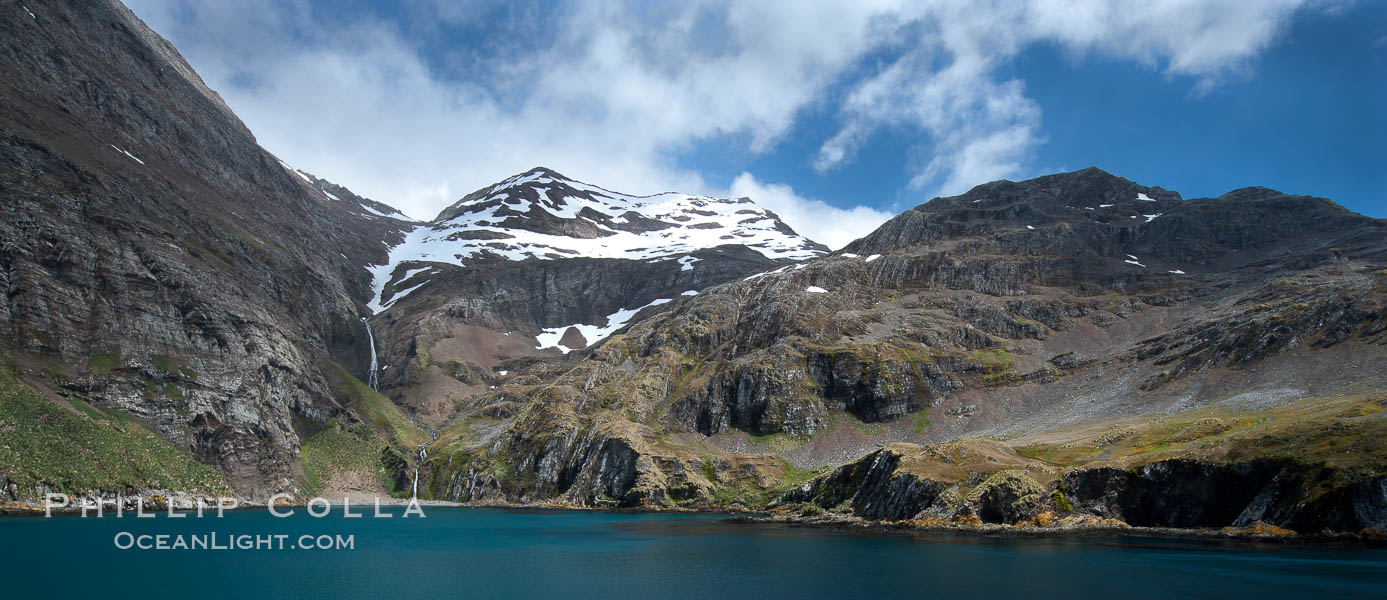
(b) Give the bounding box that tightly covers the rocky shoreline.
[8,496,1385,548]
[728,513,1387,548]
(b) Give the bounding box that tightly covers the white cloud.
[813,0,1312,197]
[123,0,896,224]
[122,0,1316,229]
[729,173,891,250]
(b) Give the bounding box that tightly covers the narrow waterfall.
[408,415,440,500]
[360,317,379,390]
[411,438,435,499]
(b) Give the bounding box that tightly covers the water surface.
[2,507,1384,599]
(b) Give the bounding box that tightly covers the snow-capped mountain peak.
[367,167,827,313]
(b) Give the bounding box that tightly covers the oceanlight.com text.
[113,532,356,551]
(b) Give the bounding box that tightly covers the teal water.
[2,507,1385,599]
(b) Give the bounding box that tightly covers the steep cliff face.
[0,0,407,497]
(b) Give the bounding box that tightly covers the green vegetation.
[298,422,391,497]
[972,348,1014,368]
[912,408,933,434]
[850,418,884,437]
[334,365,426,449]
[66,395,106,422]
[707,459,829,509]
[972,348,1016,386]
[432,415,504,454]
[1015,391,1387,474]
[0,371,230,498]
[150,355,175,374]
[1051,489,1074,514]
[162,383,185,402]
[748,431,806,452]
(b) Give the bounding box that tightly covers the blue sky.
[127,0,1385,248]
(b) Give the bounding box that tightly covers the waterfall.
[409,419,439,500]
[360,317,379,390]
[411,439,434,499]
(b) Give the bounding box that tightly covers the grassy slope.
[333,364,427,450]
[298,422,393,498]
[290,365,427,499]
[0,371,231,500]
[1012,389,1387,474]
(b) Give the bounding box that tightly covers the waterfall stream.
[407,413,441,500]
[360,317,379,390]
[362,316,437,499]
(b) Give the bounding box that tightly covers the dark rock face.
[1131,278,1387,390]
[1062,460,1284,528]
[1062,460,1387,532]
[0,0,406,496]
[774,448,941,519]
[779,446,1387,532]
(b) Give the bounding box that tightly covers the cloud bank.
[124,0,1315,248]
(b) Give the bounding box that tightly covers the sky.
[124,0,1386,249]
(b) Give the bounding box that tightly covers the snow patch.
[677,255,700,271]
[681,290,699,296]
[1137,192,1155,202]
[865,254,882,262]
[1025,225,1035,230]
[322,189,340,201]
[1099,204,1114,208]
[743,264,792,282]
[841,253,860,258]
[1143,213,1162,223]
[22,5,36,19]
[1168,269,1186,275]
[535,298,672,353]
[109,144,144,165]
[805,286,828,293]
[377,278,430,310]
[360,204,397,218]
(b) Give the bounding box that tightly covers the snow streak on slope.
[535,298,673,354]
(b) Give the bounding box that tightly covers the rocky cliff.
[0,0,410,497]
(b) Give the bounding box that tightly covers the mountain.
[360,167,826,429]
[414,168,1387,532]
[3,0,1386,535]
